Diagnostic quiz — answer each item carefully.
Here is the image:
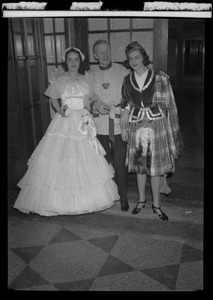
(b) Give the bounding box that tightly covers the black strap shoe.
[132,200,146,215]
[152,205,169,221]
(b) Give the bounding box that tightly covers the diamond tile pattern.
[180,244,203,263]
[9,265,49,289]
[8,214,203,291]
[49,227,82,244]
[53,278,95,291]
[97,254,136,277]
[11,246,44,264]
[88,235,119,252]
[141,264,180,290]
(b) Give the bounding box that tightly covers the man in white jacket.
[88,39,130,211]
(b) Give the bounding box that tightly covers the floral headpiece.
[62,47,85,62]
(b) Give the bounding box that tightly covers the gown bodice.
[61,91,84,110]
[45,74,90,110]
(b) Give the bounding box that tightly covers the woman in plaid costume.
[120,41,184,220]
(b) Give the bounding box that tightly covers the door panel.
[11,18,48,153]
[22,108,35,158]
[7,112,21,157]
[8,17,73,188]
[30,59,41,105]
[8,159,25,187]
[34,105,44,145]
[17,60,31,108]
[8,20,26,188]
[8,18,49,188]
[7,60,17,111]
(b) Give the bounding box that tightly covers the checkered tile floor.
[8,198,203,291]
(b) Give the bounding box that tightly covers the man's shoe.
[120,201,129,212]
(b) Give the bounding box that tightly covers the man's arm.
[89,93,111,115]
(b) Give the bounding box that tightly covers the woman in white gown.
[13,47,119,216]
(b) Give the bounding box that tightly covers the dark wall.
[167,19,205,89]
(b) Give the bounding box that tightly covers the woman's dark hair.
[125,41,150,67]
[61,48,83,72]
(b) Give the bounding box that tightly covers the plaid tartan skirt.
[126,114,176,176]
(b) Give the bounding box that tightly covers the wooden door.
[8,18,51,188]
[8,17,74,188]
[8,18,50,188]
[8,20,27,187]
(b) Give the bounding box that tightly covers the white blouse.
[134,68,148,91]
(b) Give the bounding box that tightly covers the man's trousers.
[97,134,128,202]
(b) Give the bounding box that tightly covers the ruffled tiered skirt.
[14,110,119,216]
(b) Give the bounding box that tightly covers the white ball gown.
[13,74,120,216]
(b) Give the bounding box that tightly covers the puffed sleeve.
[44,79,61,99]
